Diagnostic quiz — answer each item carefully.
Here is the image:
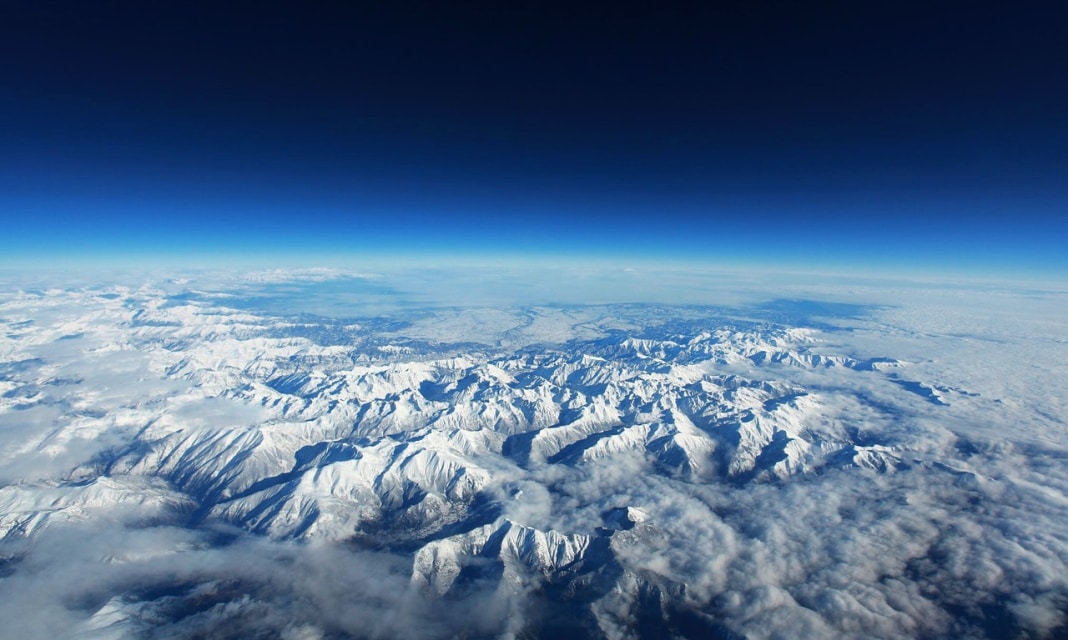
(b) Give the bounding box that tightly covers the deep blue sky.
[2,1,1066,275]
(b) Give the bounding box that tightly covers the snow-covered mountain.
[0,271,1066,639]
[65,298,909,545]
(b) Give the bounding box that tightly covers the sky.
[1,1,1066,275]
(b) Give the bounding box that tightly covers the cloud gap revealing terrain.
[0,266,1066,639]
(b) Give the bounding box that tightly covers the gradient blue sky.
[2,2,1066,276]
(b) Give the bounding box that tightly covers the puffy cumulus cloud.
[484,426,1068,638]
[0,520,516,640]
[707,463,1067,638]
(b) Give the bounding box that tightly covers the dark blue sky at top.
[1,1,1066,274]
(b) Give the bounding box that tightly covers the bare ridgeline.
[1,272,1066,639]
